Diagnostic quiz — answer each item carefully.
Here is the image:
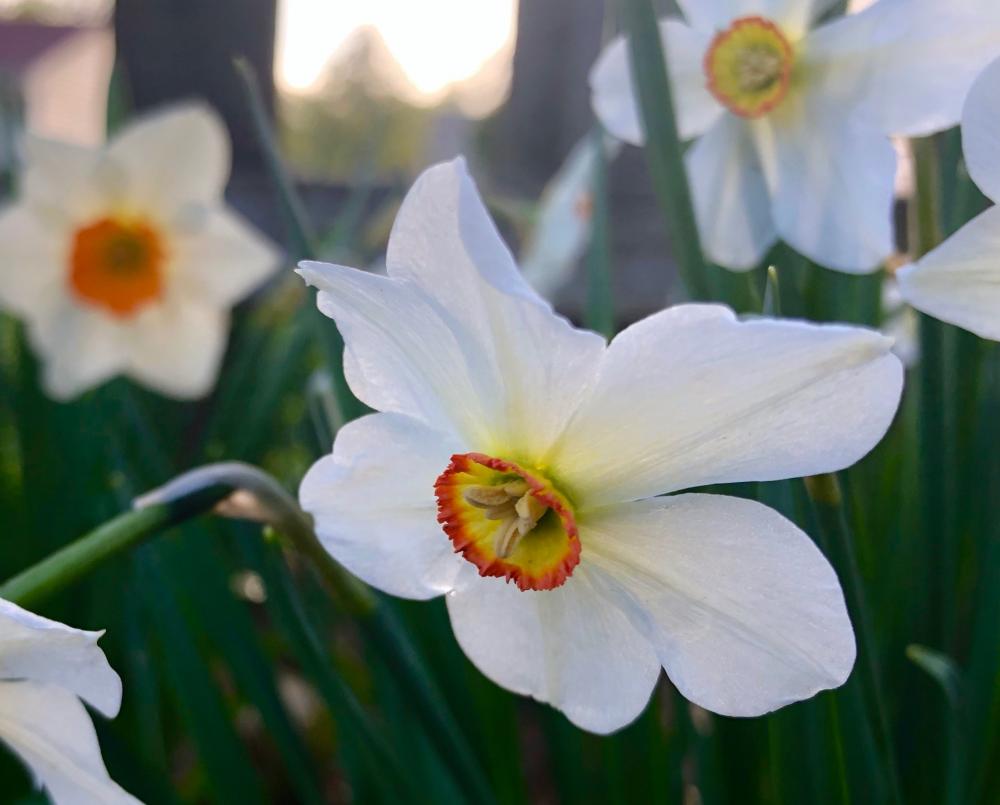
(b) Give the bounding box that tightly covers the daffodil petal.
[105,103,230,214]
[29,302,129,402]
[0,599,122,718]
[171,207,282,306]
[809,0,1000,137]
[0,682,140,805]
[0,204,66,316]
[687,115,775,270]
[299,413,466,601]
[445,564,660,734]
[589,21,721,146]
[750,89,895,273]
[20,137,102,218]
[551,304,902,507]
[960,55,1000,203]
[583,494,855,717]
[385,158,540,306]
[676,0,836,36]
[300,162,604,454]
[898,206,1000,341]
[124,300,228,399]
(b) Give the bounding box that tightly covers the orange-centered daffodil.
[0,104,280,400]
[298,158,905,734]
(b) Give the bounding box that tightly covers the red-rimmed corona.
[704,16,795,118]
[435,453,580,591]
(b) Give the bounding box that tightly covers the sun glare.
[276,0,517,103]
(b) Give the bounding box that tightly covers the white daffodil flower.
[297,158,904,733]
[589,0,1000,274]
[0,598,140,804]
[0,104,280,400]
[899,57,1000,341]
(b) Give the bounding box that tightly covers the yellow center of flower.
[704,16,795,118]
[69,216,166,318]
[435,453,580,591]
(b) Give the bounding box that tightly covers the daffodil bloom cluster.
[298,159,903,732]
[0,598,139,804]
[590,0,1000,273]
[0,104,279,400]
[900,56,1000,341]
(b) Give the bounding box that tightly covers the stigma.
[704,16,795,119]
[435,453,580,591]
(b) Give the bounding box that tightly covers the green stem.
[585,129,615,338]
[912,137,957,650]
[0,485,230,608]
[803,474,903,805]
[233,57,359,421]
[619,0,712,301]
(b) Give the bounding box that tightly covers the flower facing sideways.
[0,104,280,400]
[0,598,140,804]
[589,0,1000,273]
[298,159,904,733]
[899,56,1000,342]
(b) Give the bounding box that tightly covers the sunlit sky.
[276,0,518,104]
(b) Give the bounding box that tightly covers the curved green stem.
[0,484,229,608]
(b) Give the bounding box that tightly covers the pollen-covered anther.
[436,453,580,591]
[704,16,795,119]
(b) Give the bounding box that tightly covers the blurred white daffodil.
[298,158,904,733]
[520,135,621,298]
[0,598,140,804]
[899,57,1000,341]
[0,104,280,400]
[590,0,1000,273]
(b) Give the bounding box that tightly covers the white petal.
[170,206,282,306]
[960,55,1000,203]
[19,137,103,219]
[445,565,660,734]
[583,494,855,717]
[549,304,902,507]
[0,682,140,805]
[300,160,604,456]
[0,204,67,317]
[687,115,776,271]
[105,103,230,214]
[750,86,895,273]
[27,300,129,401]
[676,0,836,36]
[124,299,228,399]
[0,599,122,717]
[809,0,1000,137]
[299,413,465,600]
[898,206,1000,341]
[589,21,722,146]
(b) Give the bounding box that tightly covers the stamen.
[494,516,522,558]
[464,485,511,507]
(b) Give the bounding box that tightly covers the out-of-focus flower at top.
[899,57,1000,342]
[589,0,1000,274]
[0,104,281,400]
[297,158,904,733]
[0,598,141,804]
[520,135,621,298]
